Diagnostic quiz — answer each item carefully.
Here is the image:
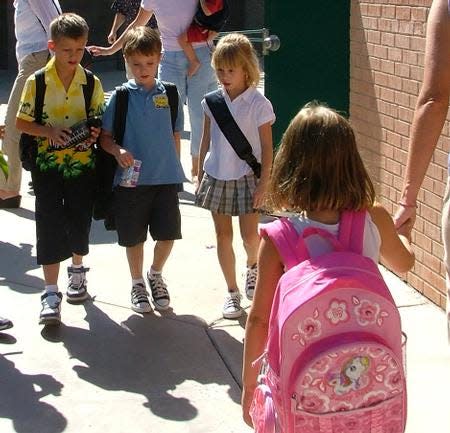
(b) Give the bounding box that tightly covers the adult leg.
[0,50,49,201]
[159,50,187,136]
[186,46,217,177]
[212,212,238,291]
[441,177,450,342]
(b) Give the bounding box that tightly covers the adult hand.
[88,45,113,57]
[393,204,416,239]
[107,31,117,44]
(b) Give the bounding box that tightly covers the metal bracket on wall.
[217,28,280,56]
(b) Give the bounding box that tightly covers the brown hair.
[266,102,375,212]
[50,13,89,41]
[212,33,260,87]
[122,27,162,57]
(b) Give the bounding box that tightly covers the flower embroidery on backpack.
[352,297,388,326]
[325,299,349,325]
[292,309,322,345]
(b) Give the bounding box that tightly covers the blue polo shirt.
[102,79,187,186]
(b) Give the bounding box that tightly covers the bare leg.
[178,32,201,77]
[238,213,260,267]
[212,213,238,291]
[151,240,174,273]
[126,242,144,279]
[43,263,60,286]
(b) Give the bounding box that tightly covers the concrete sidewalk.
[1,68,449,433]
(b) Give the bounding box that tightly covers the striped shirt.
[14,0,61,64]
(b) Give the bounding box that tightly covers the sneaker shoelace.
[246,267,257,288]
[42,293,61,309]
[150,276,168,299]
[224,294,241,311]
[132,284,149,303]
[68,267,88,289]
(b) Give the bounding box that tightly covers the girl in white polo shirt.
[195,33,275,319]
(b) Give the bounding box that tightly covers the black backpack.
[194,0,229,32]
[93,82,179,230]
[19,68,95,171]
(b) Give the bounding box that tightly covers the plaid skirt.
[195,173,258,215]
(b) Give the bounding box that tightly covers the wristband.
[398,201,417,208]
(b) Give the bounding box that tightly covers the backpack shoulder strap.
[82,69,95,117]
[338,210,366,254]
[204,89,261,178]
[260,218,309,270]
[161,81,179,132]
[34,69,46,124]
[113,85,129,146]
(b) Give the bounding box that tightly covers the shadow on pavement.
[0,242,42,293]
[0,354,66,433]
[2,207,35,221]
[41,301,242,422]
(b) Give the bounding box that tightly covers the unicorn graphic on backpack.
[249,211,407,433]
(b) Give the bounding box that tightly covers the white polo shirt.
[201,86,276,181]
[14,0,61,64]
[141,0,207,51]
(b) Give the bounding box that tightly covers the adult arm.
[89,7,153,56]
[370,203,415,274]
[395,0,450,231]
[241,236,284,427]
[108,13,127,44]
[29,0,62,36]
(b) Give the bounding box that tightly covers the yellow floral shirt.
[17,57,105,178]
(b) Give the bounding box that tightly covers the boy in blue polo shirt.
[100,27,185,313]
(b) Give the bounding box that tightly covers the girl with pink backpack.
[242,102,415,433]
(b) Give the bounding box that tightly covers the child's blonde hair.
[50,13,89,41]
[122,27,162,57]
[212,33,260,87]
[266,102,375,212]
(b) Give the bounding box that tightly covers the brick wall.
[350,0,448,309]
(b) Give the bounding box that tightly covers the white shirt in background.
[201,86,276,180]
[141,0,207,51]
[14,0,61,64]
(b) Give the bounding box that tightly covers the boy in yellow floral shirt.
[16,13,104,325]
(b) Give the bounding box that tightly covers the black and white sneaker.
[245,264,258,301]
[0,316,13,331]
[39,292,63,325]
[222,291,243,319]
[131,282,152,313]
[147,272,170,310]
[66,266,90,303]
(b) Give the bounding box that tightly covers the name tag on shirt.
[153,94,169,109]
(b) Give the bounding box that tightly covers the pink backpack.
[250,211,407,433]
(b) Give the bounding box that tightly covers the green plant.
[0,150,8,179]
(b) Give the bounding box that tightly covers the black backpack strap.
[113,85,129,145]
[82,69,95,117]
[205,89,261,178]
[34,69,47,124]
[161,81,179,132]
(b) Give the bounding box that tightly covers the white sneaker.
[39,292,63,325]
[245,264,257,300]
[66,266,89,303]
[222,291,243,319]
[131,283,152,313]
